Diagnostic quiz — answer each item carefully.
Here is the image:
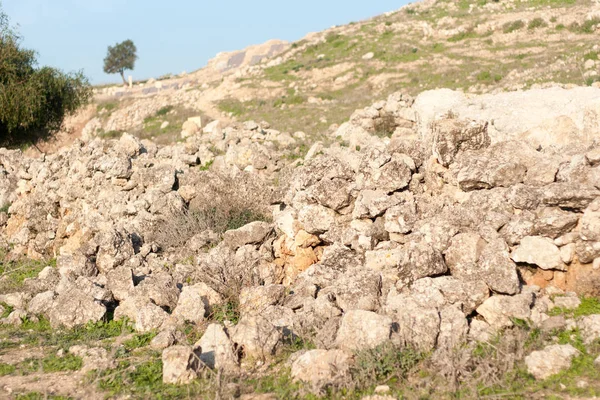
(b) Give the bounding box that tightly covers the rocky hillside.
[2,84,600,398]
[59,0,600,153]
[2,0,600,398]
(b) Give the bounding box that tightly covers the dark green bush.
[0,8,91,147]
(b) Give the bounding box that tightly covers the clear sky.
[2,0,409,84]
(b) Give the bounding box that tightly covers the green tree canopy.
[103,40,137,85]
[0,6,92,147]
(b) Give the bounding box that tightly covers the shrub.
[374,113,397,138]
[528,17,548,30]
[149,171,273,252]
[569,18,600,34]
[0,8,92,147]
[476,70,503,83]
[351,343,422,388]
[503,20,525,33]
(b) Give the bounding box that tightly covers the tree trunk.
[120,70,127,86]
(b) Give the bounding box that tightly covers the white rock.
[335,310,392,351]
[362,52,375,60]
[511,236,567,271]
[291,349,352,387]
[162,346,202,385]
[525,344,579,380]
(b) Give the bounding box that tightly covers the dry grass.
[150,171,274,253]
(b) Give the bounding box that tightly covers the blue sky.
[2,0,408,84]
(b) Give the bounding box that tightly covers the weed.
[198,160,214,171]
[476,70,503,83]
[15,393,71,400]
[569,18,600,34]
[373,114,397,138]
[123,332,158,351]
[1,302,13,318]
[17,353,83,375]
[352,343,422,388]
[448,29,479,42]
[210,301,241,325]
[217,98,246,116]
[528,17,548,30]
[0,257,54,293]
[584,51,599,61]
[0,203,10,213]
[155,105,174,117]
[586,76,600,86]
[98,130,124,139]
[503,20,525,33]
[0,362,15,376]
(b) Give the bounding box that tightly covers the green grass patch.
[0,316,134,350]
[210,301,240,325]
[17,353,83,375]
[584,51,599,61]
[15,393,72,400]
[0,362,16,376]
[569,18,600,34]
[549,297,600,318]
[217,98,246,117]
[448,29,480,42]
[476,70,503,83]
[0,257,55,293]
[91,357,212,399]
[96,101,118,114]
[123,332,158,351]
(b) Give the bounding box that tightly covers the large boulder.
[335,310,392,351]
[47,287,106,329]
[291,349,352,389]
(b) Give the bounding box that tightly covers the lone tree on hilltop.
[103,39,137,85]
[0,5,92,147]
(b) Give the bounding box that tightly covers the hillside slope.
[58,0,600,151]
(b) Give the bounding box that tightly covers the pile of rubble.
[2,88,600,389]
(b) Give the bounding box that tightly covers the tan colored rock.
[291,349,352,387]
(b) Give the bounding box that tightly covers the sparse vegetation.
[0,255,55,293]
[528,17,548,30]
[550,296,600,318]
[503,20,526,33]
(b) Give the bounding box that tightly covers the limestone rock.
[511,236,567,271]
[335,310,392,351]
[525,344,579,380]
[195,324,239,372]
[162,345,203,384]
[291,349,352,388]
[476,293,534,329]
[47,287,106,329]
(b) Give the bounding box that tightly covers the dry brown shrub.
[150,170,275,253]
